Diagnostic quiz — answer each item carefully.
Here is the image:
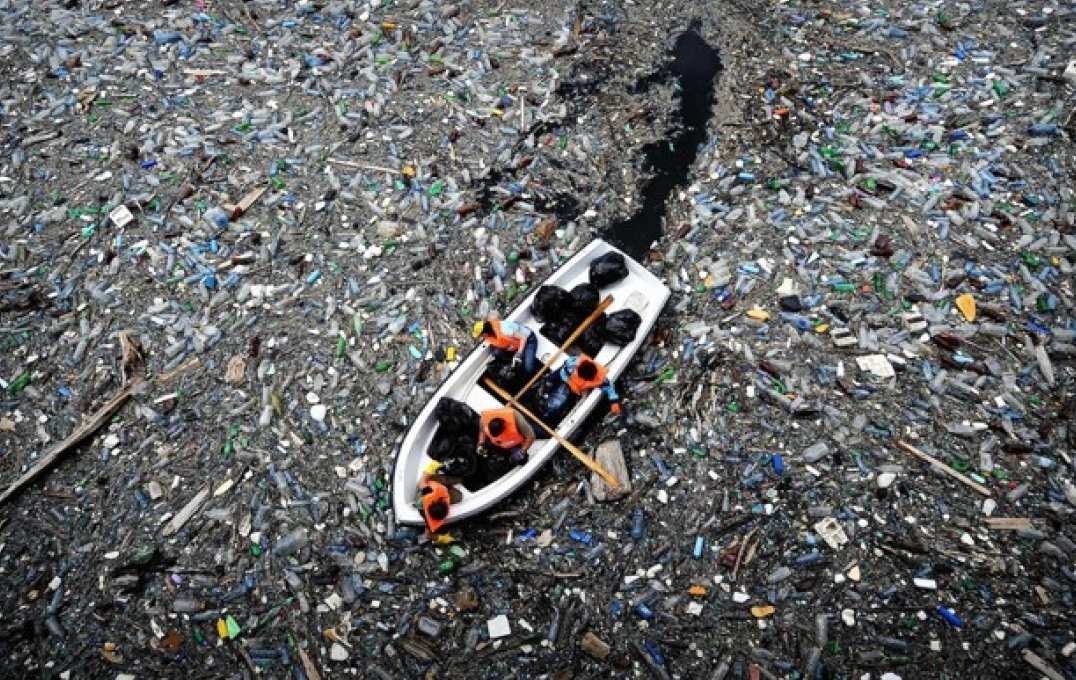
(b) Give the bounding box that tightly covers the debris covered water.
[0,0,1073,678]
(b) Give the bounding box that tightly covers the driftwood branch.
[0,378,145,506]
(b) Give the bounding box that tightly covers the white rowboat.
[391,239,670,526]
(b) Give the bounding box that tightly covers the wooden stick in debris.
[983,517,1033,531]
[327,158,402,174]
[162,486,209,537]
[0,378,143,506]
[483,378,620,489]
[511,295,614,402]
[895,439,992,497]
[297,647,322,680]
[156,357,201,383]
[1023,650,1065,680]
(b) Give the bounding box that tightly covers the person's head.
[427,500,449,521]
[480,321,495,338]
[488,417,506,436]
[577,360,597,381]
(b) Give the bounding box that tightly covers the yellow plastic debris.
[216,615,240,640]
[472,321,484,338]
[423,460,443,476]
[815,323,829,334]
[400,165,416,178]
[101,642,122,664]
[751,605,776,618]
[746,307,770,321]
[954,293,976,322]
[433,533,456,545]
[446,346,457,362]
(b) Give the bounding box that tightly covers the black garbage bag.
[589,252,628,287]
[433,397,478,435]
[540,317,575,346]
[462,452,517,492]
[578,312,606,357]
[429,433,478,478]
[485,357,528,393]
[569,282,600,316]
[604,309,642,345]
[532,285,572,322]
[534,373,579,422]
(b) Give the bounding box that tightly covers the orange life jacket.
[480,407,525,449]
[484,319,522,352]
[567,356,608,395]
[420,480,451,533]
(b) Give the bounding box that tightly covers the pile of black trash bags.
[531,251,642,356]
[482,251,642,409]
[427,397,518,491]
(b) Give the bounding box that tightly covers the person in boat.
[417,476,452,534]
[538,354,621,421]
[475,312,538,373]
[477,406,536,465]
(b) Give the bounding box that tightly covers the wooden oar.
[511,295,614,402]
[483,377,621,489]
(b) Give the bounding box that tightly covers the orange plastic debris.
[955,293,976,321]
[750,605,776,618]
[688,585,707,597]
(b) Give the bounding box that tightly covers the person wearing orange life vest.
[417,478,452,534]
[477,406,536,465]
[476,313,538,373]
[538,354,622,421]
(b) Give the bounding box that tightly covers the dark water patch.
[603,20,721,259]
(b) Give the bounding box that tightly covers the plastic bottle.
[937,605,963,627]
[815,613,829,647]
[631,508,646,541]
[766,566,791,584]
[173,597,205,613]
[273,527,309,557]
[710,655,732,680]
[803,646,821,677]
[803,442,829,463]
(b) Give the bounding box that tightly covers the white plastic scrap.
[487,614,511,639]
[109,204,134,228]
[813,517,850,550]
[856,354,895,379]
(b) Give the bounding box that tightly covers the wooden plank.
[895,440,993,497]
